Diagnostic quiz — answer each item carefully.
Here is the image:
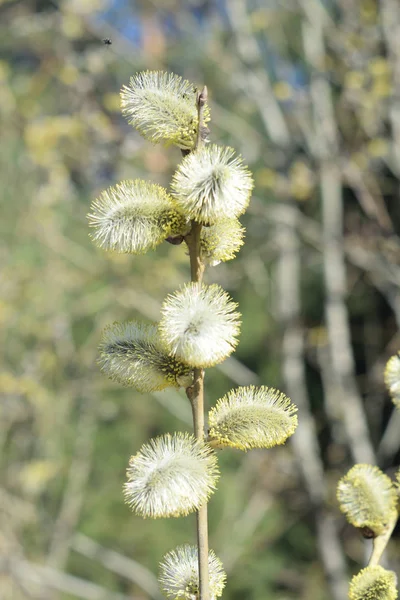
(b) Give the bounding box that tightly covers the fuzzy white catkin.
[124,433,219,518]
[88,180,188,254]
[120,71,209,149]
[208,386,298,450]
[348,566,398,600]
[159,545,226,599]
[98,321,193,392]
[171,145,254,224]
[159,283,241,368]
[337,464,398,536]
[200,218,245,265]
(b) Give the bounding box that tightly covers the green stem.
[368,512,398,567]
[186,226,209,600]
[184,87,210,600]
[187,222,205,283]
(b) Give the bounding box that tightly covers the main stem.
[187,223,209,600]
[368,513,398,567]
[185,87,210,600]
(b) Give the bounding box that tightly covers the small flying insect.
[102,38,112,46]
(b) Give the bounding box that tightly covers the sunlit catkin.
[348,566,398,600]
[123,433,219,518]
[171,145,254,224]
[159,283,241,367]
[200,218,245,266]
[208,386,298,450]
[121,71,210,149]
[98,321,193,392]
[337,464,398,536]
[159,545,226,599]
[88,180,188,254]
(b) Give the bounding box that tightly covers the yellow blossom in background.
[367,138,389,158]
[255,167,278,189]
[18,460,60,497]
[289,160,314,201]
[58,63,80,86]
[24,116,83,166]
[103,92,121,113]
[273,81,293,101]
[307,326,329,348]
[372,78,392,99]
[0,60,10,81]
[368,58,391,77]
[350,152,369,170]
[345,71,365,90]
[63,0,107,17]
[86,111,115,140]
[249,9,271,31]
[60,13,84,38]
[360,0,378,24]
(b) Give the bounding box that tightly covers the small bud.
[159,283,241,368]
[159,544,226,599]
[208,386,298,451]
[98,321,193,392]
[200,218,245,265]
[337,464,398,536]
[171,145,254,224]
[197,85,208,107]
[348,565,398,600]
[124,433,219,518]
[166,235,184,245]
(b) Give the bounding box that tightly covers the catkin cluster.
[89,71,298,599]
[336,353,400,599]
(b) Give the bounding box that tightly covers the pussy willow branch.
[72,533,162,599]
[184,86,210,600]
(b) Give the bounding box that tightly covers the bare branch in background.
[381,0,400,176]
[225,0,291,147]
[13,559,136,600]
[47,397,97,570]
[220,489,273,572]
[342,162,393,233]
[377,409,400,462]
[72,533,163,600]
[301,1,376,465]
[276,203,348,600]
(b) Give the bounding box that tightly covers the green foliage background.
[1,0,399,598]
